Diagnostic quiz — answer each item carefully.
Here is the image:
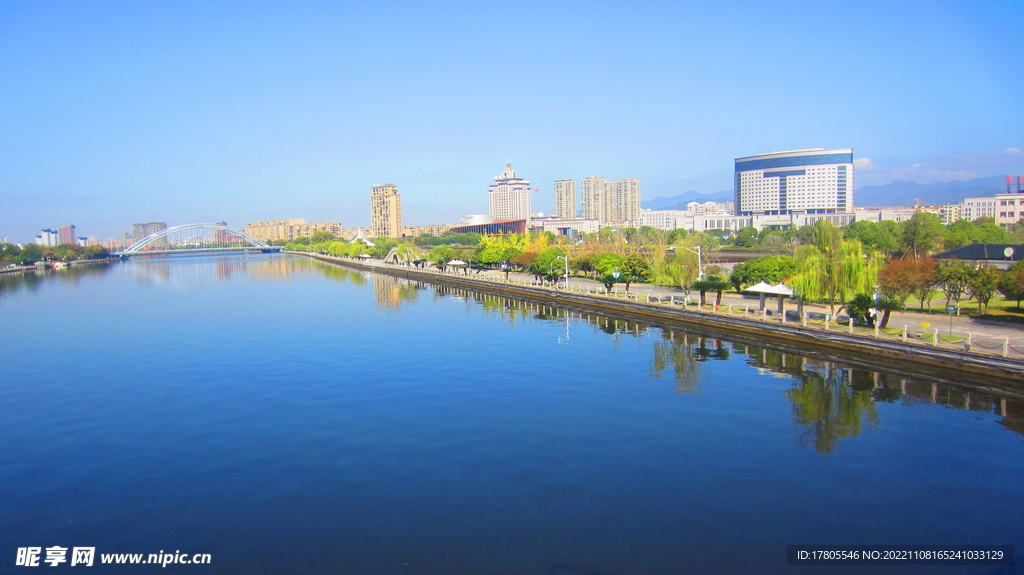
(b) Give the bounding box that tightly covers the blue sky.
[1,0,1023,241]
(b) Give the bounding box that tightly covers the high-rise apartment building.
[581,177,608,223]
[57,225,76,245]
[553,179,577,219]
[131,221,168,248]
[370,183,403,238]
[215,222,231,244]
[35,229,59,246]
[132,222,167,241]
[734,149,854,216]
[581,177,641,226]
[488,164,532,222]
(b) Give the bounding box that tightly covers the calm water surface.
[1,254,1022,575]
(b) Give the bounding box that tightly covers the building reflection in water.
[129,256,312,286]
[372,273,420,311]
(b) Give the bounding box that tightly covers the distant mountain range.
[853,175,1012,207]
[642,176,1016,211]
[642,190,733,211]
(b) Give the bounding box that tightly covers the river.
[1,254,1021,574]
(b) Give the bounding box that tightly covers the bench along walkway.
[300,254,1024,382]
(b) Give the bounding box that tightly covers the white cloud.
[853,148,1024,186]
[677,175,690,180]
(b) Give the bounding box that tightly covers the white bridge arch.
[116,223,281,256]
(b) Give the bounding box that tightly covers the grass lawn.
[898,293,1024,325]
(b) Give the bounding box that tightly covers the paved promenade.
[349,257,1024,359]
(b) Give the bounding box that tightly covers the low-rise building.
[530,217,600,236]
[934,243,1023,270]
[403,224,453,237]
[447,219,528,235]
[960,192,1024,227]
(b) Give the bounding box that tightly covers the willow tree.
[788,221,880,314]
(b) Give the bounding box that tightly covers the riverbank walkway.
[339,255,1024,360]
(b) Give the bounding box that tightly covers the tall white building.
[488,164,532,222]
[734,148,854,216]
[553,179,576,219]
[581,177,608,223]
[35,229,58,246]
[581,176,641,226]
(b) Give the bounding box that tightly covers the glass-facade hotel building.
[734,148,854,216]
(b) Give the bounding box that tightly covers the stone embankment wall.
[302,253,1024,388]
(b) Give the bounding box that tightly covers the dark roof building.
[934,244,1023,270]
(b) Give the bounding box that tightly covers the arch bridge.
[114,223,283,257]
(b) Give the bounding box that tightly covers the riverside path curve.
[293,252,1024,390]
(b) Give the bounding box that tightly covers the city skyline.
[1,0,1022,241]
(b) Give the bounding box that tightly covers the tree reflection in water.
[785,367,880,453]
[307,264,1024,447]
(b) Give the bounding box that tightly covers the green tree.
[691,275,730,306]
[845,220,899,255]
[873,296,905,329]
[900,212,945,257]
[943,219,979,251]
[16,244,42,265]
[729,255,796,291]
[594,252,625,292]
[966,265,1001,313]
[789,221,879,314]
[619,253,651,292]
[666,228,690,244]
[758,231,791,255]
[935,259,972,308]
[310,230,335,243]
[975,223,1011,244]
[429,246,455,270]
[529,247,567,282]
[997,261,1024,309]
[733,226,759,247]
[845,293,875,325]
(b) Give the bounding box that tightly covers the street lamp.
[556,255,569,289]
[668,245,703,279]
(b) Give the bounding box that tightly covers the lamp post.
[668,245,703,280]
[556,255,569,289]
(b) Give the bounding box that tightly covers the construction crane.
[914,198,923,211]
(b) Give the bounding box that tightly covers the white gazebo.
[744,282,794,314]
